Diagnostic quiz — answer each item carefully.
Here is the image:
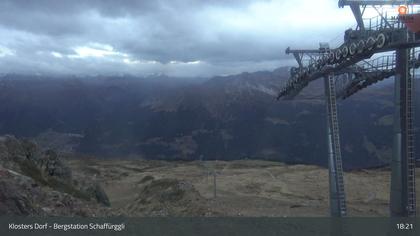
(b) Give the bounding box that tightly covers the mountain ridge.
[0,68,418,169]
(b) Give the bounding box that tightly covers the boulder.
[42,149,72,181]
[83,183,111,207]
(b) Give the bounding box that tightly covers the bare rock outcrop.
[0,136,111,216]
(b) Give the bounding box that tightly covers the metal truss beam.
[339,0,420,7]
[277,0,418,218]
[391,48,417,217]
[325,74,347,217]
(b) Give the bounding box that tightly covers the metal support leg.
[324,74,347,217]
[390,48,416,217]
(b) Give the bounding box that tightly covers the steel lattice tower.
[278,0,420,217]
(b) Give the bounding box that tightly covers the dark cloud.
[0,0,354,77]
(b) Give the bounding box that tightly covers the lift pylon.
[278,0,420,217]
[325,74,347,217]
[391,47,416,217]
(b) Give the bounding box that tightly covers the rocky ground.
[0,136,111,216]
[1,136,419,217]
[67,157,420,217]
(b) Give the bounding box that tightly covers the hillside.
[0,136,111,216]
[0,70,418,169]
[1,136,418,217]
[67,156,420,216]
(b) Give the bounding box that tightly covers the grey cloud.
[0,0,350,77]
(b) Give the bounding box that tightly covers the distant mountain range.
[0,69,418,169]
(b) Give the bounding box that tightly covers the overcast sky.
[0,0,358,77]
